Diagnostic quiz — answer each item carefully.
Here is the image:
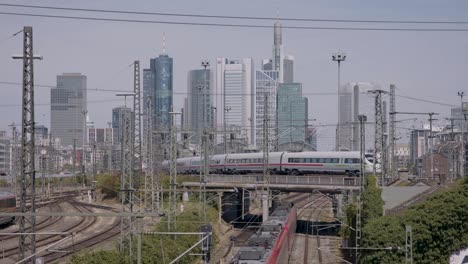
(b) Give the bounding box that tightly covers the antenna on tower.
[162,32,166,54]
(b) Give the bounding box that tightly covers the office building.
[150,54,173,128]
[0,131,10,175]
[277,83,308,146]
[283,55,294,83]
[50,73,87,147]
[336,82,379,151]
[255,70,279,149]
[215,58,255,145]
[272,21,284,83]
[112,106,133,145]
[186,69,213,143]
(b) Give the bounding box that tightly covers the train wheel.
[290,169,299,175]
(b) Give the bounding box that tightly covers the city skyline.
[1,0,468,150]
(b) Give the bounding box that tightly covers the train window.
[288,158,300,163]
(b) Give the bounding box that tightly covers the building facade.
[336,82,380,151]
[283,55,294,83]
[0,132,10,175]
[215,58,255,146]
[186,69,213,143]
[112,106,133,145]
[255,70,279,149]
[50,73,87,146]
[277,83,308,147]
[150,54,173,129]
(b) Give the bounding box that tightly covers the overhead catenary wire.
[1,11,468,32]
[1,3,468,25]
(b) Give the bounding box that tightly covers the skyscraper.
[112,106,133,145]
[277,83,308,146]
[186,69,213,143]
[283,55,294,83]
[215,58,255,145]
[255,70,278,149]
[50,73,87,146]
[272,21,284,83]
[150,54,173,129]
[337,82,380,151]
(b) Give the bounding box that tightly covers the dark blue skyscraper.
[150,54,173,128]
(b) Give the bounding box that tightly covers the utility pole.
[391,111,439,179]
[405,225,413,264]
[262,93,270,222]
[200,60,210,223]
[120,109,134,261]
[458,92,465,178]
[389,85,397,181]
[107,122,113,172]
[81,109,88,186]
[9,124,18,192]
[356,115,367,263]
[168,111,181,231]
[72,139,77,185]
[144,96,155,212]
[133,60,142,191]
[370,89,386,185]
[332,52,346,151]
[12,26,43,263]
[48,133,54,195]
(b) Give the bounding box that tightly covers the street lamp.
[332,52,347,151]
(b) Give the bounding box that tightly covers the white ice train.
[163,151,375,176]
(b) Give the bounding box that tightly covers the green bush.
[360,178,468,263]
[96,174,120,199]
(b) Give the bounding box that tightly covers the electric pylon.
[144,96,155,212]
[356,114,367,262]
[389,85,397,180]
[13,26,42,263]
[120,110,134,261]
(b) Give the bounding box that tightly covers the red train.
[266,206,297,263]
[230,203,297,264]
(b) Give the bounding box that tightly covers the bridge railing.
[204,174,361,186]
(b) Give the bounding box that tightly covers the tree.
[361,175,384,226]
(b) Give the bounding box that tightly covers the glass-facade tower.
[150,54,173,129]
[277,83,308,146]
[50,73,87,146]
[187,69,213,143]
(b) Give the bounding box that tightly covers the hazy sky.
[1,0,468,150]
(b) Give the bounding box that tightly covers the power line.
[1,12,468,32]
[0,98,123,107]
[2,3,468,25]
[0,81,132,93]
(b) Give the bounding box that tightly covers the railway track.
[40,201,121,263]
[0,201,97,260]
[286,192,331,264]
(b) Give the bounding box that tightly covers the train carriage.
[0,192,16,226]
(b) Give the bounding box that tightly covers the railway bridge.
[182,174,359,224]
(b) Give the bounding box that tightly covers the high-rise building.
[336,82,380,151]
[277,83,308,146]
[186,69,213,143]
[255,70,279,149]
[0,131,10,175]
[150,54,173,129]
[112,106,133,145]
[451,107,463,131]
[50,73,87,146]
[215,58,255,145]
[283,55,294,83]
[272,22,284,83]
